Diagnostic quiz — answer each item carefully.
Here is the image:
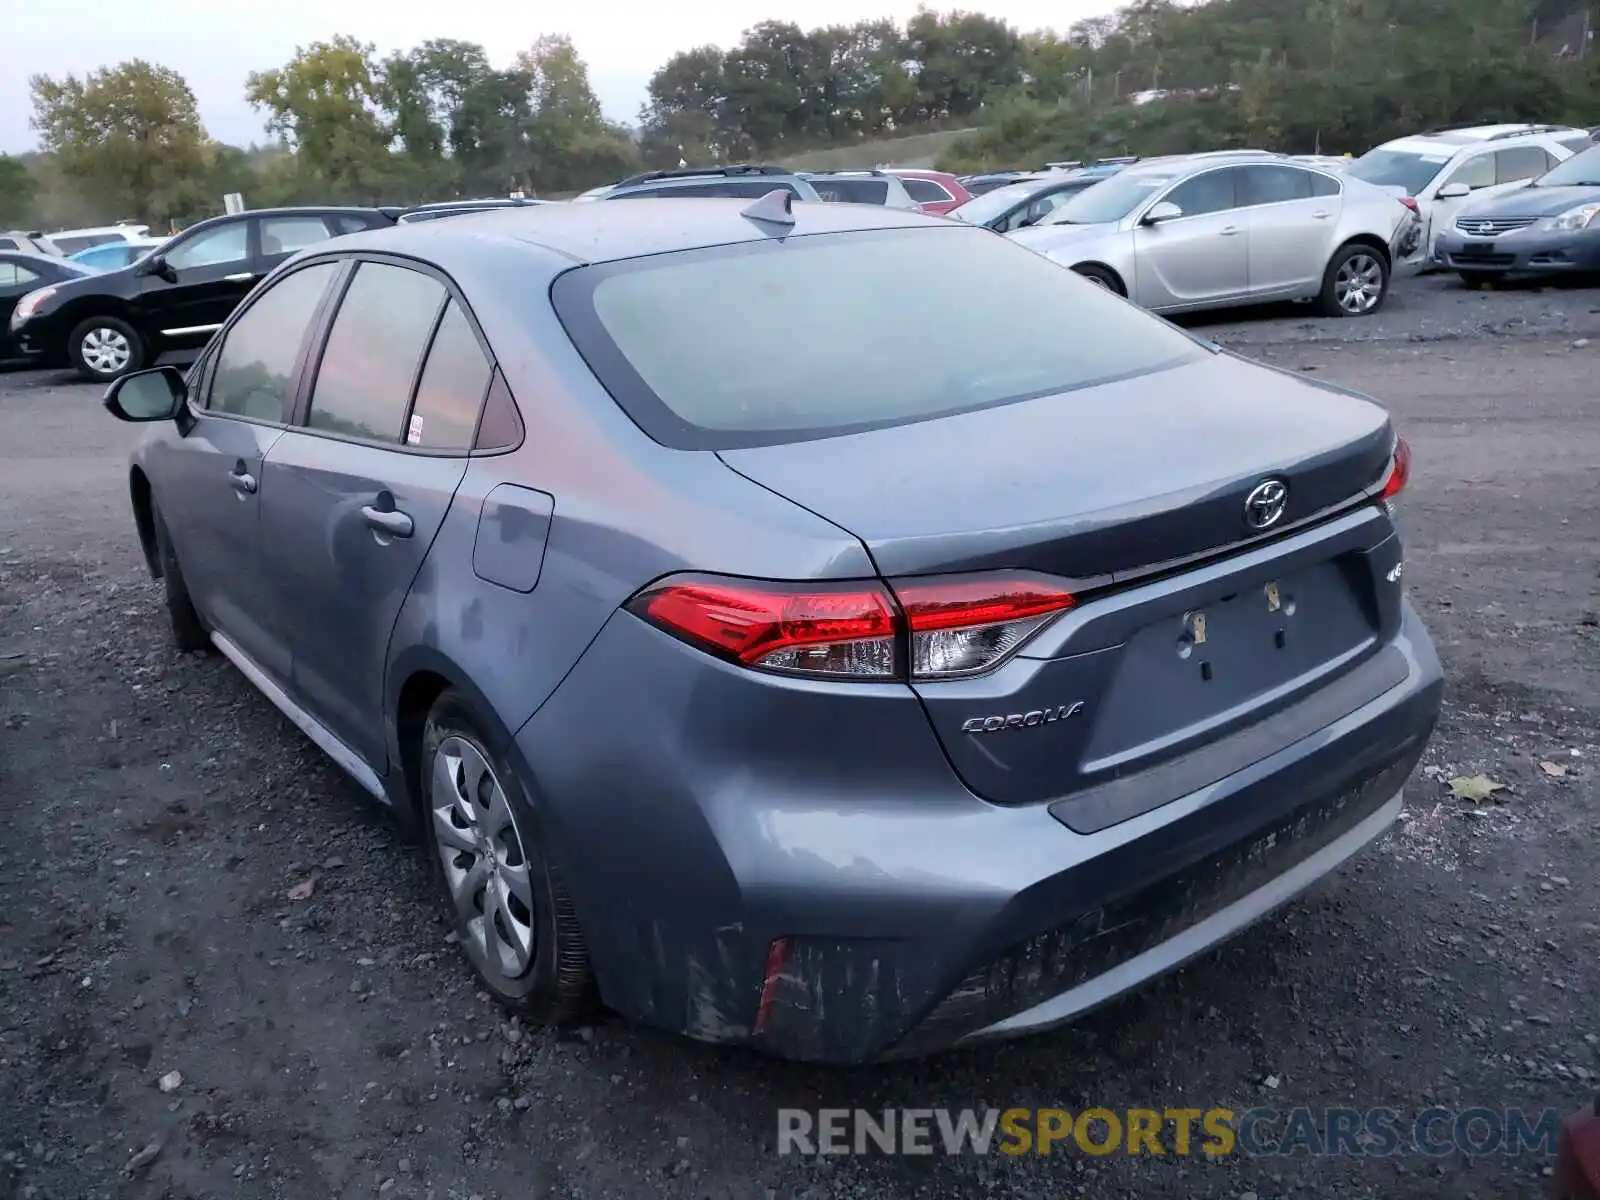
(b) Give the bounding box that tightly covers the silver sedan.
[1008,153,1416,317]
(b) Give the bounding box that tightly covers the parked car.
[71,240,166,271]
[1344,123,1592,265]
[958,171,1033,196]
[102,195,1440,1063]
[601,165,822,202]
[882,168,972,215]
[398,198,553,224]
[1011,153,1412,317]
[0,251,94,360]
[8,205,395,381]
[0,230,60,255]
[41,224,152,256]
[1434,142,1600,286]
[947,170,1108,232]
[801,170,920,209]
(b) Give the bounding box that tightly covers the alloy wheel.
[80,326,131,375]
[430,735,536,980]
[1334,254,1384,314]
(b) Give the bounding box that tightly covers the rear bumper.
[517,599,1442,1065]
[1435,228,1600,275]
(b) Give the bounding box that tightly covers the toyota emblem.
[1243,479,1289,531]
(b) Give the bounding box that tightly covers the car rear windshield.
[1345,148,1451,196]
[811,178,889,204]
[552,226,1209,449]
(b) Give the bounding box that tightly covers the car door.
[151,260,343,683]
[0,260,46,355]
[1238,164,1337,296]
[256,259,477,767]
[1131,166,1249,308]
[1425,151,1496,256]
[141,218,253,340]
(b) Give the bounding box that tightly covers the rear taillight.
[1379,435,1411,511]
[627,571,1076,682]
[1399,196,1419,213]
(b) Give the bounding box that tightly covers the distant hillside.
[778,129,973,171]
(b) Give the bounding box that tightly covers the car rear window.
[812,178,889,204]
[553,226,1208,450]
[900,178,952,203]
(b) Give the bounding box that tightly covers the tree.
[0,155,38,227]
[246,37,395,203]
[29,61,209,225]
[514,35,637,192]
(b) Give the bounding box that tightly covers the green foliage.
[0,154,38,226]
[938,0,1598,173]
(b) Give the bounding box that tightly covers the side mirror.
[137,252,177,282]
[1142,201,1183,225]
[104,365,188,423]
[1436,183,1471,200]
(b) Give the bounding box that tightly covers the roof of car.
[321,196,951,267]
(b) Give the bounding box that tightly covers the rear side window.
[308,263,445,442]
[1310,172,1341,197]
[1239,165,1314,205]
[901,178,953,203]
[813,178,889,204]
[1495,146,1553,184]
[261,215,334,256]
[555,226,1208,449]
[406,300,491,450]
[208,262,339,422]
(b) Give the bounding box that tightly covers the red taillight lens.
[1399,196,1419,213]
[894,575,1077,679]
[628,571,1076,681]
[1380,435,1411,504]
[628,576,898,678]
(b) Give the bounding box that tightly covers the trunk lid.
[718,350,1403,816]
[716,349,1393,584]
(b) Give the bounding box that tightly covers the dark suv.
[8,205,395,381]
[600,165,821,202]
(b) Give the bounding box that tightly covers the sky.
[2,0,1115,154]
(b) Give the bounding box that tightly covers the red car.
[884,169,972,216]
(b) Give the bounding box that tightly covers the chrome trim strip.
[210,631,389,803]
[161,323,223,337]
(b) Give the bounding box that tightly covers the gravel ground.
[1,271,1596,1200]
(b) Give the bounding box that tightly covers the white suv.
[1345,124,1593,265]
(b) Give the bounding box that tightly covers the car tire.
[421,689,595,1021]
[1072,264,1126,296]
[1317,244,1389,317]
[1458,271,1505,290]
[67,315,146,383]
[152,504,211,654]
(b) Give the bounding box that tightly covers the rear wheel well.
[130,468,159,577]
[1336,235,1391,271]
[396,670,453,826]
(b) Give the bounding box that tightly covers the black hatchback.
[7,205,395,381]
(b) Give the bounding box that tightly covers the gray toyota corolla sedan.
[103,193,1443,1064]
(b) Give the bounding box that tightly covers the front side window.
[261,216,335,256]
[307,262,445,442]
[901,178,953,203]
[0,263,40,287]
[1495,146,1553,185]
[1442,154,1495,191]
[167,222,250,270]
[1532,144,1600,187]
[1162,169,1238,217]
[555,225,1208,449]
[208,262,338,421]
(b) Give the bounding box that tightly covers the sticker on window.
[407,414,424,445]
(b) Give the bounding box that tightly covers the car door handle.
[361,505,414,538]
[228,461,257,495]
[1219,225,1241,236]
[223,272,254,283]
[1311,209,1331,219]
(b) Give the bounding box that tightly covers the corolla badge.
[961,701,1085,734]
[1243,478,1290,531]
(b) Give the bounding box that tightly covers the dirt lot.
[1,272,1597,1200]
